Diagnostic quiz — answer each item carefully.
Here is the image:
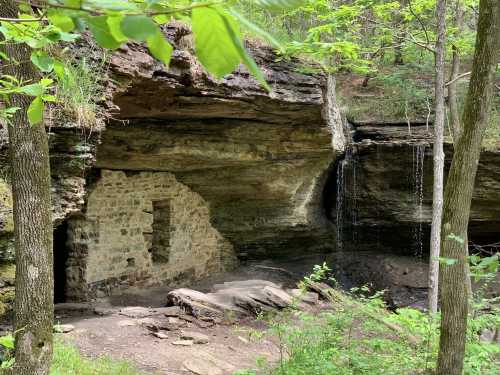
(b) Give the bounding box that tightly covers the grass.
[235,268,500,375]
[53,55,107,130]
[50,339,148,375]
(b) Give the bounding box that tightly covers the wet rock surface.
[326,120,500,255]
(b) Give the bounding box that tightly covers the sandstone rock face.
[0,24,339,303]
[327,121,500,254]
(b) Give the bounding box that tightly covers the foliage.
[0,335,150,374]
[50,340,148,375]
[53,54,106,128]
[0,0,305,126]
[237,264,499,375]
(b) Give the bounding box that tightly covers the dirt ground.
[58,309,280,375]
[53,258,317,375]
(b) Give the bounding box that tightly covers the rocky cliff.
[326,121,500,255]
[0,24,339,303]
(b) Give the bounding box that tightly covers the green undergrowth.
[50,340,148,375]
[236,281,499,375]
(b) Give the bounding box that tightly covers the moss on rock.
[0,179,14,262]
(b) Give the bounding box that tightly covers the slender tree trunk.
[437,0,500,373]
[0,1,54,374]
[448,0,465,144]
[428,0,446,315]
[447,0,474,302]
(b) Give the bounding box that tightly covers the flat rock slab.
[172,340,194,346]
[117,320,137,327]
[157,306,182,317]
[166,280,295,319]
[290,289,319,305]
[55,324,75,333]
[119,306,154,318]
[183,351,236,375]
[152,332,169,339]
[180,330,210,344]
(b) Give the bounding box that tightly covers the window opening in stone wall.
[150,199,171,263]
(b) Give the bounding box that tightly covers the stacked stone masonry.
[65,170,236,300]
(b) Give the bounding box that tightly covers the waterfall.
[412,144,426,257]
[335,146,358,251]
[335,156,346,251]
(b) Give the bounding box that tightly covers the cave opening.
[53,221,69,303]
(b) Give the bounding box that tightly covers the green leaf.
[228,8,282,50]
[219,12,271,91]
[30,51,54,73]
[42,94,57,102]
[27,96,44,125]
[436,257,458,266]
[87,16,122,49]
[107,16,128,43]
[253,0,303,11]
[153,14,170,24]
[146,30,173,66]
[48,10,75,32]
[192,7,241,78]
[53,60,66,80]
[64,0,83,7]
[446,233,465,245]
[0,334,14,349]
[19,83,44,97]
[121,15,157,42]
[57,32,79,42]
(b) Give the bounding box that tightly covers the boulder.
[166,280,295,318]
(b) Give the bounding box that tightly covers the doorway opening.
[53,221,69,303]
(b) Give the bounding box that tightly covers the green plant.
[53,55,106,129]
[50,340,148,375]
[239,264,500,375]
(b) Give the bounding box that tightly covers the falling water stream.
[335,142,426,255]
[335,146,358,251]
[412,143,426,257]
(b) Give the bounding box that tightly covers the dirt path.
[58,310,279,375]
[54,257,307,375]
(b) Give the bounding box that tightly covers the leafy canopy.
[0,0,303,125]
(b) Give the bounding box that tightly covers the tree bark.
[0,1,54,374]
[436,0,500,373]
[448,0,465,143]
[428,0,446,315]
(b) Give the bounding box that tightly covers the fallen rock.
[140,317,185,332]
[93,307,116,316]
[180,330,210,344]
[183,358,223,375]
[183,351,236,375]
[119,306,153,318]
[117,320,137,327]
[157,306,182,317]
[172,340,193,346]
[290,289,319,305]
[152,331,169,339]
[167,288,244,319]
[166,280,295,318]
[55,324,75,333]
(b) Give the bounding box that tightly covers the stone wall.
[64,170,237,300]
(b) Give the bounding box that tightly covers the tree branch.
[445,71,471,87]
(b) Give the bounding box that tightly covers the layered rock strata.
[1,24,338,303]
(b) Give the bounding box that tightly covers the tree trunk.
[448,0,465,143]
[428,0,446,315]
[0,1,54,374]
[436,0,500,373]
